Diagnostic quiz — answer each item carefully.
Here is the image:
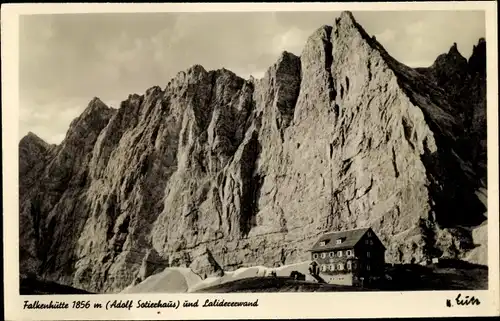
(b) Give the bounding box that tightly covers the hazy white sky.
[19,10,485,144]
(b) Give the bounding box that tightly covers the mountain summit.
[19,11,487,293]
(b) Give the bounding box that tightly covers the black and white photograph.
[2,2,499,320]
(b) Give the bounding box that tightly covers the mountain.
[19,11,487,293]
[415,38,487,184]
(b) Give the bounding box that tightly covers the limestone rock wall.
[19,11,487,293]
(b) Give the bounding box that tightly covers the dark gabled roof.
[309,228,370,252]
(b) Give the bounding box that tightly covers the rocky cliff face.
[416,38,487,185]
[19,12,487,293]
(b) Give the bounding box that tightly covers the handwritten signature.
[446,293,481,307]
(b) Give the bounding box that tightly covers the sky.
[19,10,486,144]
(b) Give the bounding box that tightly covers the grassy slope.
[376,260,488,291]
[20,276,94,295]
[196,260,488,293]
[19,259,487,294]
[195,276,371,293]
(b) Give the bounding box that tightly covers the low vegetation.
[375,259,488,291]
[195,276,370,293]
[20,259,486,294]
[196,259,488,293]
[20,275,94,295]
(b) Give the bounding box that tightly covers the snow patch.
[123,261,319,293]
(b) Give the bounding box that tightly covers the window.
[367,231,372,237]
[319,241,326,246]
[347,261,352,270]
[370,240,373,245]
[321,252,326,259]
[367,251,371,258]
[346,250,352,256]
[338,263,344,271]
[367,264,371,271]
[336,238,342,244]
[337,251,343,257]
[313,253,318,259]
[329,264,335,271]
[352,262,357,269]
[329,252,335,258]
[321,265,327,272]
[365,240,369,245]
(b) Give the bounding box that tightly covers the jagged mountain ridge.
[19,12,487,293]
[416,38,487,185]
